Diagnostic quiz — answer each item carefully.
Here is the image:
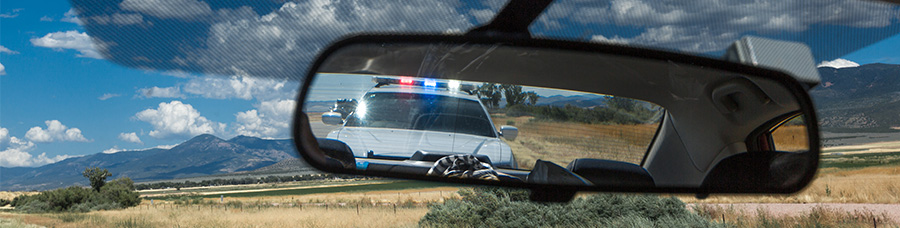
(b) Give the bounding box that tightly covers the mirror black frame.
[292,33,821,196]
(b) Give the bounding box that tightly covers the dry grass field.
[491,114,658,169]
[679,165,900,204]
[771,125,809,152]
[0,187,459,228]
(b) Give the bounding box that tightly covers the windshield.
[345,93,496,138]
[3,0,900,227]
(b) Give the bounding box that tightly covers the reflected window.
[770,115,809,152]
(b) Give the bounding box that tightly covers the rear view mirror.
[292,34,820,197]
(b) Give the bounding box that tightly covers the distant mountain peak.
[187,134,223,142]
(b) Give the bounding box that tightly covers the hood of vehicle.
[327,127,505,161]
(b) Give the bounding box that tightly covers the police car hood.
[328,127,505,161]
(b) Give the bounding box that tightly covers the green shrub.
[11,177,141,213]
[420,187,718,228]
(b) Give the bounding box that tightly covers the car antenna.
[466,0,554,38]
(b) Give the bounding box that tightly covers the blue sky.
[1,0,899,167]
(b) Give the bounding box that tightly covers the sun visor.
[724,36,821,88]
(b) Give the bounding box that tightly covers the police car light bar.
[373,77,476,93]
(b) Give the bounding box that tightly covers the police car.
[321,76,519,169]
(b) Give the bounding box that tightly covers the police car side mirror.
[500,126,518,141]
[292,34,821,199]
[321,112,343,125]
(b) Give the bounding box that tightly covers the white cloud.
[0,8,22,18]
[119,0,212,19]
[183,75,294,101]
[817,58,860,69]
[0,136,73,167]
[0,127,9,148]
[112,13,144,25]
[40,16,54,22]
[62,8,83,24]
[98,93,121,100]
[134,101,226,139]
[469,9,495,24]
[538,0,900,53]
[24,120,89,143]
[0,45,19,54]
[103,146,125,154]
[591,35,629,44]
[0,62,6,76]
[30,30,106,59]
[138,86,185,98]
[180,0,474,78]
[118,132,143,144]
[234,99,295,138]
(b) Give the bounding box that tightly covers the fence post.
[356,203,359,215]
[721,214,725,224]
[393,203,397,214]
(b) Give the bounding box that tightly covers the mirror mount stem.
[466,0,553,38]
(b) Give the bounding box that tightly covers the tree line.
[477,83,538,109]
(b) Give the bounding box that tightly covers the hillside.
[0,135,304,191]
[811,63,900,131]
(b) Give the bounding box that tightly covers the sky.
[1,0,899,167]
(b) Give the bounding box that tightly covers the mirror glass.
[298,41,816,189]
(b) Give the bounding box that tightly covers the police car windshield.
[345,92,496,137]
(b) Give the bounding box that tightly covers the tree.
[102,177,141,207]
[500,84,526,107]
[525,91,539,106]
[83,167,112,192]
[477,83,502,109]
[607,96,636,112]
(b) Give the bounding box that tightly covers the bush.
[11,177,141,213]
[420,187,718,228]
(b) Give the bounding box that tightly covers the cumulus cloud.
[40,16,54,22]
[183,74,294,101]
[98,93,121,100]
[134,101,226,139]
[817,58,860,69]
[0,127,9,147]
[178,0,474,79]
[138,86,185,98]
[538,0,900,52]
[118,132,143,144]
[234,99,295,138]
[24,120,89,143]
[30,30,106,59]
[0,45,19,54]
[0,135,73,167]
[62,8,83,24]
[119,0,212,19]
[0,62,5,76]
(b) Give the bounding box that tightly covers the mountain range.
[1,135,305,191]
[811,63,900,131]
